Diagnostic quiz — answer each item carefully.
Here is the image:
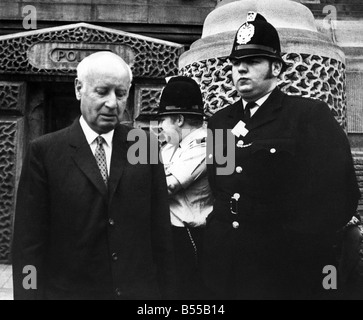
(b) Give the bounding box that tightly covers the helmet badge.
[236,23,255,45]
[236,11,258,45]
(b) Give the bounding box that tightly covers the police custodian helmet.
[157,76,204,117]
[230,11,287,70]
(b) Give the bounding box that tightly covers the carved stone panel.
[281,53,347,128]
[354,155,363,214]
[134,84,164,119]
[0,118,23,263]
[0,82,26,114]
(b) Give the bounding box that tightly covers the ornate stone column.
[180,0,347,129]
[0,82,25,263]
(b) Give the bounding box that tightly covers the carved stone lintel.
[0,24,183,79]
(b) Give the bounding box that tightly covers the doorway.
[45,82,81,134]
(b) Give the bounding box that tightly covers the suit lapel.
[69,119,108,198]
[108,125,129,202]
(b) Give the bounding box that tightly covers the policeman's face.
[231,57,281,101]
[75,64,131,134]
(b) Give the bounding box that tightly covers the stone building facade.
[0,0,362,265]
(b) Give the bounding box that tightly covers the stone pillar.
[179,0,347,129]
[0,82,26,263]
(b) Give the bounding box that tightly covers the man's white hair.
[77,51,133,84]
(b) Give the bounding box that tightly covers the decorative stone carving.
[180,58,235,118]
[0,23,183,79]
[0,82,26,114]
[0,120,18,262]
[281,53,346,127]
[354,155,363,213]
[181,54,347,127]
[135,85,164,118]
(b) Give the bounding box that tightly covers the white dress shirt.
[79,116,114,175]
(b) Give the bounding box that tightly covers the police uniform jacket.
[203,88,360,299]
[161,127,213,227]
[13,119,175,300]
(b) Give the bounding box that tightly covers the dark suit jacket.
[204,88,360,299]
[12,119,175,300]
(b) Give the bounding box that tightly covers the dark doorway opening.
[45,82,81,134]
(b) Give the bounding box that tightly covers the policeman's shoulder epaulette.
[197,137,207,144]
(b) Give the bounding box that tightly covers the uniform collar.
[80,116,114,147]
[242,90,273,109]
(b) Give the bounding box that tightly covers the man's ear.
[177,115,185,127]
[75,78,82,101]
[272,61,283,77]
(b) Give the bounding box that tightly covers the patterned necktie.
[94,136,108,186]
[243,101,257,123]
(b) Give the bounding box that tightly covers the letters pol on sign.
[28,43,135,70]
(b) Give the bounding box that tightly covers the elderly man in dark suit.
[203,12,360,300]
[12,52,175,300]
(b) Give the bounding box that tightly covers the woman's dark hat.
[157,76,204,117]
[229,12,287,70]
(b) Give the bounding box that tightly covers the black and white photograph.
[0,0,363,304]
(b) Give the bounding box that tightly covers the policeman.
[203,12,360,300]
[157,76,214,300]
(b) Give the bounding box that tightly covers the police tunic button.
[236,166,243,174]
[270,148,277,154]
[209,154,213,159]
[233,221,240,229]
[233,193,241,201]
[112,253,118,261]
[237,140,244,148]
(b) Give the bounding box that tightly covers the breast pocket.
[248,138,297,197]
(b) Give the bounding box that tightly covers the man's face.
[231,57,279,101]
[159,116,180,145]
[75,65,130,134]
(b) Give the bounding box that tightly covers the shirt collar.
[242,91,273,109]
[79,116,114,147]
